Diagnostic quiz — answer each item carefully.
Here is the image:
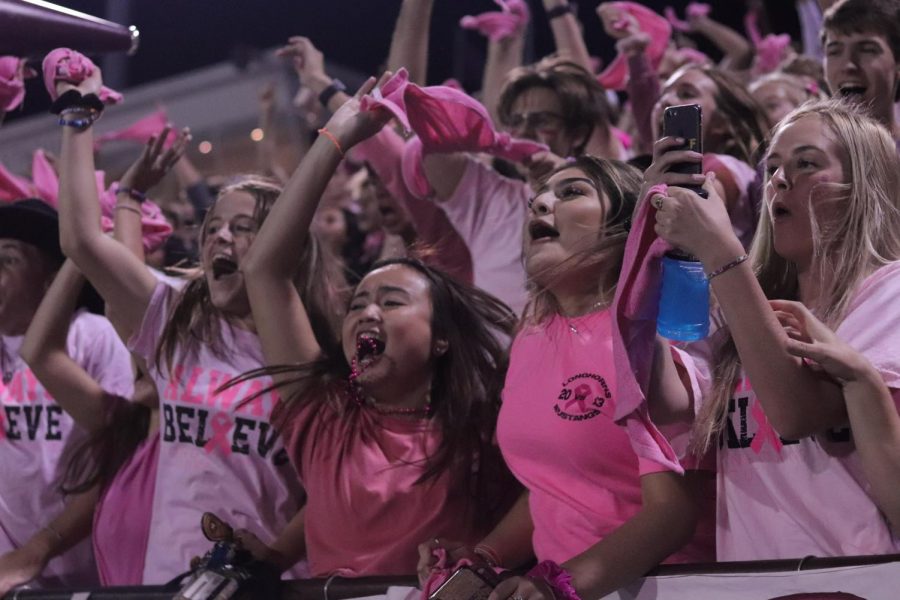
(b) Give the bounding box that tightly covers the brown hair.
[497,58,613,156]
[822,0,900,101]
[692,99,900,455]
[154,176,345,374]
[522,156,641,325]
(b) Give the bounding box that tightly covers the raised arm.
[19,260,115,432]
[241,74,390,388]
[653,180,848,440]
[0,486,99,595]
[386,0,434,85]
[482,23,525,126]
[543,0,593,73]
[689,13,754,71]
[256,83,290,184]
[56,72,158,341]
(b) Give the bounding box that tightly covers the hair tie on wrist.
[318,127,345,156]
[116,186,147,202]
[50,89,105,115]
[547,3,576,20]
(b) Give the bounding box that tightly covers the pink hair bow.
[610,183,683,473]
[664,3,710,32]
[42,48,123,105]
[460,0,530,42]
[94,108,176,150]
[0,56,36,111]
[598,2,672,91]
[361,68,547,195]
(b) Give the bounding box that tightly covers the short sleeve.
[67,311,134,399]
[127,282,175,367]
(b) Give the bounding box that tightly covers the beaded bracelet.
[473,543,501,567]
[116,186,148,202]
[705,254,749,281]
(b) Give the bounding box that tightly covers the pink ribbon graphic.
[203,413,234,455]
[750,400,783,455]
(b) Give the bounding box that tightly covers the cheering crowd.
[1,0,899,596]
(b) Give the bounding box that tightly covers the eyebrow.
[534,176,596,196]
[350,285,411,300]
[766,145,825,161]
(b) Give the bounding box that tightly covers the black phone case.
[663,104,707,198]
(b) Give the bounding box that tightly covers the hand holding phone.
[661,103,707,198]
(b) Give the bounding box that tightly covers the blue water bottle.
[657,251,710,341]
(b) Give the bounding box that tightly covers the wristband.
[705,254,748,280]
[547,3,576,20]
[50,89,105,115]
[116,186,148,202]
[318,79,347,109]
[527,561,581,600]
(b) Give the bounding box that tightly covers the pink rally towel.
[610,183,683,473]
[94,108,177,149]
[0,56,35,111]
[744,8,792,75]
[98,184,173,254]
[460,0,530,42]
[362,69,546,198]
[42,48,123,105]
[664,3,710,32]
[598,2,672,91]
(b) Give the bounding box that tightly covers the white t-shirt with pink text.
[129,283,304,583]
[715,262,900,560]
[0,310,133,587]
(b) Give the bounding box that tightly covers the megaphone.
[0,0,139,57]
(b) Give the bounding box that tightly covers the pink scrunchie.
[0,56,35,111]
[460,0,530,42]
[42,48,123,104]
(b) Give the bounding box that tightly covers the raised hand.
[596,3,639,39]
[119,126,191,194]
[323,73,393,151]
[276,36,330,93]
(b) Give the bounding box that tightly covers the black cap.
[0,198,64,266]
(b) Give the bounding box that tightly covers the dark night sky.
[6,0,800,123]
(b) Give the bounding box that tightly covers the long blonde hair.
[692,99,900,454]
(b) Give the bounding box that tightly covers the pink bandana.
[42,48,123,104]
[610,184,683,473]
[459,0,530,42]
[361,68,546,192]
[597,2,672,91]
[0,56,35,111]
[95,108,176,149]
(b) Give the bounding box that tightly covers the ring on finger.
[652,194,664,210]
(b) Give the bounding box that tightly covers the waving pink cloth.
[95,108,176,149]
[598,2,672,91]
[664,3,710,32]
[745,9,792,75]
[42,48,123,105]
[460,0,530,42]
[361,68,546,195]
[610,183,683,473]
[0,56,35,111]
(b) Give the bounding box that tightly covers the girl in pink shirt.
[422,156,713,600]
[53,69,343,583]
[229,76,518,577]
[647,99,900,560]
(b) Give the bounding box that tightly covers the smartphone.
[428,565,501,600]
[662,104,707,198]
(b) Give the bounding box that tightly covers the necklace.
[347,336,432,417]
[566,300,607,335]
[365,400,432,417]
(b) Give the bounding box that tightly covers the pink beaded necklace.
[347,336,432,417]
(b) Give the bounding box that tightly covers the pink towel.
[95,108,176,149]
[460,0,530,42]
[610,183,682,473]
[42,48,123,105]
[98,183,173,253]
[598,2,672,91]
[745,8,792,75]
[362,68,546,176]
[664,3,710,32]
[0,56,35,111]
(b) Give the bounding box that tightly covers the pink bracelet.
[527,561,581,600]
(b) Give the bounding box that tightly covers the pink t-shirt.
[498,310,714,564]
[715,262,900,560]
[284,403,480,576]
[129,282,304,583]
[440,157,529,314]
[0,310,133,587]
[93,432,159,585]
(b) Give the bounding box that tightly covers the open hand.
[119,126,191,194]
[324,73,393,150]
[276,36,330,92]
